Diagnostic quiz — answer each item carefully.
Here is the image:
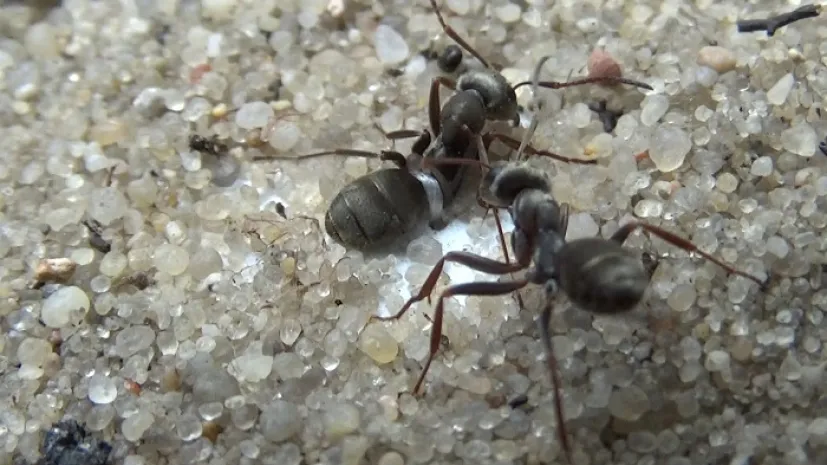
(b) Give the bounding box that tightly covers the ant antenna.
[515,55,553,162]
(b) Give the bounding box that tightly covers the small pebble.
[587,48,622,82]
[750,156,773,176]
[17,337,53,367]
[649,126,691,172]
[34,258,77,285]
[88,187,128,226]
[565,213,599,240]
[696,46,736,73]
[378,451,405,465]
[324,403,361,439]
[153,244,190,276]
[235,102,273,130]
[358,324,398,364]
[260,400,301,442]
[374,24,409,65]
[767,73,794,106]
[494,3,521,23]
[201,0,236,19]
[608,385,650,421]
[780,122,817,157]
[88,374,118,404]
[640,94,669,126]
[41,286,91,328]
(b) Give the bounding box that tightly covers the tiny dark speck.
[385,68,404,77]
[508,394,529,409]
[819,138,827,156]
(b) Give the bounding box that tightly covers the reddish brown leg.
[512,76,653,92]
[382,129,423,140]
[429,0,491,69]
[253,148,409,167]
[488,133,597,165]
[372,251,528,322]
[611,221,768,289]
[538,298,572,464]
[472,133,527,309]
[412,278,530,395]
[429,76,458,136]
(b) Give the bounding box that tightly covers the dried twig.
[736,5,822,36]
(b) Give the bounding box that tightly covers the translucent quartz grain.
[235,101,273,130]
[260,400,301,442]
[767,73,794,105]
[17,338,52,367]
[374,24,409,65]
[608,385,650,421]
[780,122,817,157]
[114,326,155,358]
[88,373,118,404]
[378,451,405,465]
[41,286,91,328]
[324,403,361,438]
[640,94,669,126]
[153,244,189,276]
[649,126,691,172]
[280,319,302,346]
[88,187,128,226]
[358,324,399,364]
[122,411,154,442]
[230,352,273,383]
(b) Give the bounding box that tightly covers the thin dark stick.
[736,5,822,36]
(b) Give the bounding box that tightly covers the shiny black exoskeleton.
[374,160,768,463]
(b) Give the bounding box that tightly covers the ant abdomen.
[324,169,431,250]
[556,238,649,314]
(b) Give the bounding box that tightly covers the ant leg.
[412,278,530,395]
[611,221,768,289]
[513,76,653,92]
[428,0,491,69]
[383,129,423,140]
[558,203,570,236]
[428,76,458,135]
[254,148,409,168]
[538,298,573,464]
[488,133,597,165]
[373,121,431,153]
[372,251,527,322]
[473,133,526,309]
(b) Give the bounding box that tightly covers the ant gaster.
[372,159,768,463]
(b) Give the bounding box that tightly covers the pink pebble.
[587,48,622,85]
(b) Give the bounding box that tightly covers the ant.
[188,134,228,156]
[260,0,653,254]
[371,157,768,462]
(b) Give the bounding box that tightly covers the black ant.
[372,157,768,463]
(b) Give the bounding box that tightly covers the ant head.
[488,163,550,205]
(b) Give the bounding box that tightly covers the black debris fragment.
[736,5,822,37]
[508,393,529,409]
[188,134,228,157]
[587,100,624,133]
[37,420,111,465]
[82,220,111,254]
[819,137,827,156]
